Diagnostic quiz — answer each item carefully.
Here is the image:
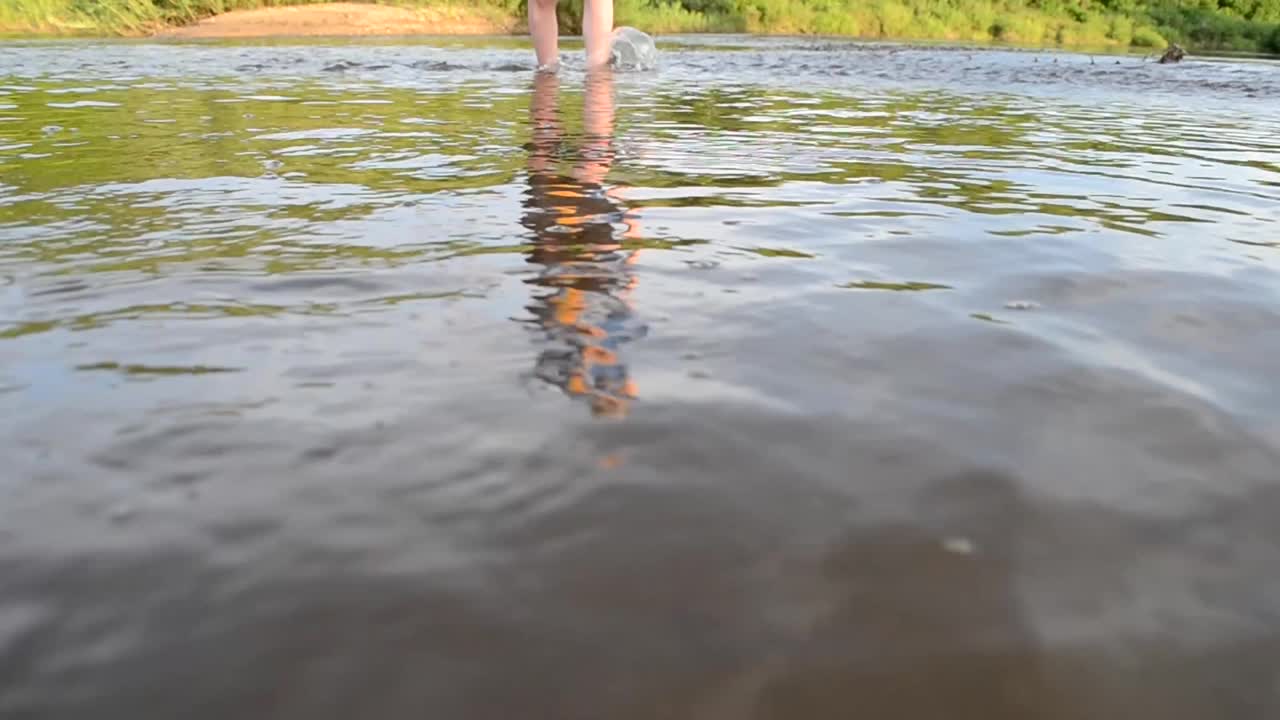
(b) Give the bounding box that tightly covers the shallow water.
[2,36,1280,718]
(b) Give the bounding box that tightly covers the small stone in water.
[1004,300,1040,310]
[942,537,976,555]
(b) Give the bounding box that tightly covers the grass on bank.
[2,0,1278,53]
[612,0,1280,52]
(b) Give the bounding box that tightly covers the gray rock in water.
[611,26,656,71]
[1158,44,1186,64]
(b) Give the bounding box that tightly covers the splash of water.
[611,26,657,71]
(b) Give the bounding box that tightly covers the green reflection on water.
[76,361,242,375]
[2,66,1275,371]
[739,246,816,258]
[839,281,953,291]
[2,73,1251,284]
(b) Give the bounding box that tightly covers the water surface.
[2,37,1280,719]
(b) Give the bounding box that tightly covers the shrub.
[1130,24,1166,45]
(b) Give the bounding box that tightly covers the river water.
[2,36,1279,718]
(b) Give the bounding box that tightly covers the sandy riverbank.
[159,3,516,39]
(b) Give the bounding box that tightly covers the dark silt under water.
[2,36,1280,718]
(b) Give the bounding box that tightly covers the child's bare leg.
[529,0,559,69]
[583,0,614,69]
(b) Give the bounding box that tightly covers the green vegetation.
[613,0,1280,52]
[1,0,1277,52]
[1,0,297,35]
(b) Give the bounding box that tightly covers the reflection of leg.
[581,69,614,139]
[529,72,561,173]
[577,69,614,186]
[583,0,614,69]
[529,0,560,69]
